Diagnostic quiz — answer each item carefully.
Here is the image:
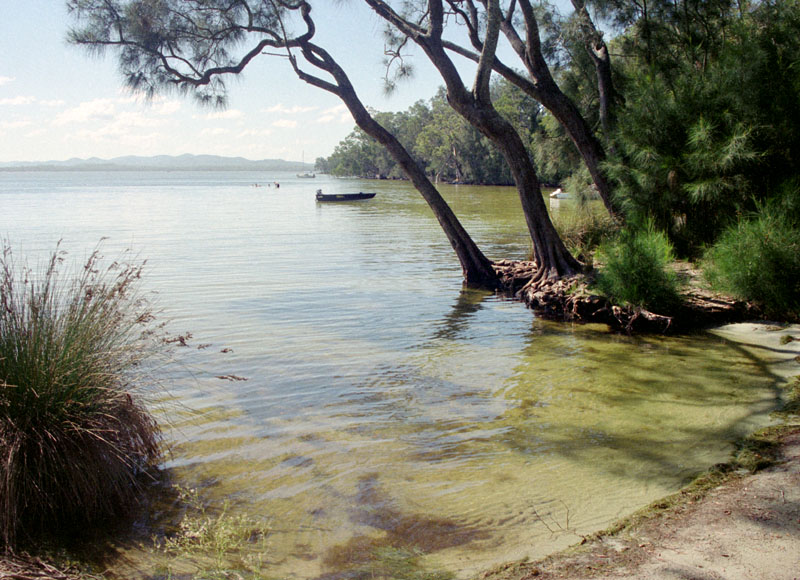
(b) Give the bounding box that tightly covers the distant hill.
[0,154,312,172]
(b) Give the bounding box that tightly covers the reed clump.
[0,241,163,549]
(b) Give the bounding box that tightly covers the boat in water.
[549,187,572,199]
[316,190,376,202]
[297,151,315,178]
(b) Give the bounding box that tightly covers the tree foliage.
[595,221,681,312]
[605,0,800,256]
[327,83,538,185]
[704,197,800,319]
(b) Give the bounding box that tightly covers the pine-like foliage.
[703,200,800,319]
[606,0,800,257]
[595,222,681,312]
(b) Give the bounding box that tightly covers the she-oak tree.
[365,0,581,281]
[426,0,620,217]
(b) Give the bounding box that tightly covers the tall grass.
[551,205,618,264]
[0,241,163,549]
[703,205,800,319]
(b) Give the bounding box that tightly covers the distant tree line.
[323,83,573,186]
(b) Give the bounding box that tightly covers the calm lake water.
[0,170,779,578]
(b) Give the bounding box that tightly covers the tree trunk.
[571,0,618,141]
[400,0,581,281]
[295,39,500,288]
[459,98,582,281]
[364,0,581,281]
[500,0,619,216]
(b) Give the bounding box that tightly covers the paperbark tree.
[365,0,581,281]
[66,0,500,288]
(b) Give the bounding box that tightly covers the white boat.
[297,151,315,178]
[549,188,572,199]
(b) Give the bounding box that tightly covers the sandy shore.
[482,322,800,580]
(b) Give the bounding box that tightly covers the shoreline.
[479,321,800,580]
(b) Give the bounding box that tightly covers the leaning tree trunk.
[296,39,500,288]
[460,100,582,281]
[536,81,615,211]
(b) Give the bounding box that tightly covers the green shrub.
[703,206,800,318]
[0,241,163,548]
[595,223,681,312]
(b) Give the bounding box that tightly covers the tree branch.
[474,0,501,103]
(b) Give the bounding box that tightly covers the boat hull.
[316,192,376,202]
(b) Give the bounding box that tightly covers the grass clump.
[551,206,618,264]
[154,486,271,579]
[0,241,163,549]
[703,205,800,319]
[594,222,681,312]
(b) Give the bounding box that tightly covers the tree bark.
[571,0,618,141]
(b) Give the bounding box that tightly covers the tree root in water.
[493,260,761,333]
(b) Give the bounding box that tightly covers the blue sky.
[1,1,573,164]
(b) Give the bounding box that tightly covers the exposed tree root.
[493,260,761,333]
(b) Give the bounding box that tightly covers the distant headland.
[0,154,312,172]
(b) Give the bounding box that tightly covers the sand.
[483,322,800,580]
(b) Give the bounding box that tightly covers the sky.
[0,1,573,164]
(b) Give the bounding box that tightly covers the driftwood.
[493,260,761,333]
[0,553,97,580]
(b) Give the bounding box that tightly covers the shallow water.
[0,171,779,578]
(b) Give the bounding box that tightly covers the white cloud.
[0,96,66,107]
[53,99,119,126]
[272,119,298,128]
[59,101,174,152]
[263,103,318,114]
[238,128,273,138]
[51,98,180,136]
[204,109,244,120]
[0,96,36,106]
[0,120,31,130]
[200,128,229,137]
[114,110,163,129]
[0,76,14,86]
[25,127,47,139]
[322,104,348,115]
[70,130,164,150]
[152,99,182,115]
[317,104,352,124]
